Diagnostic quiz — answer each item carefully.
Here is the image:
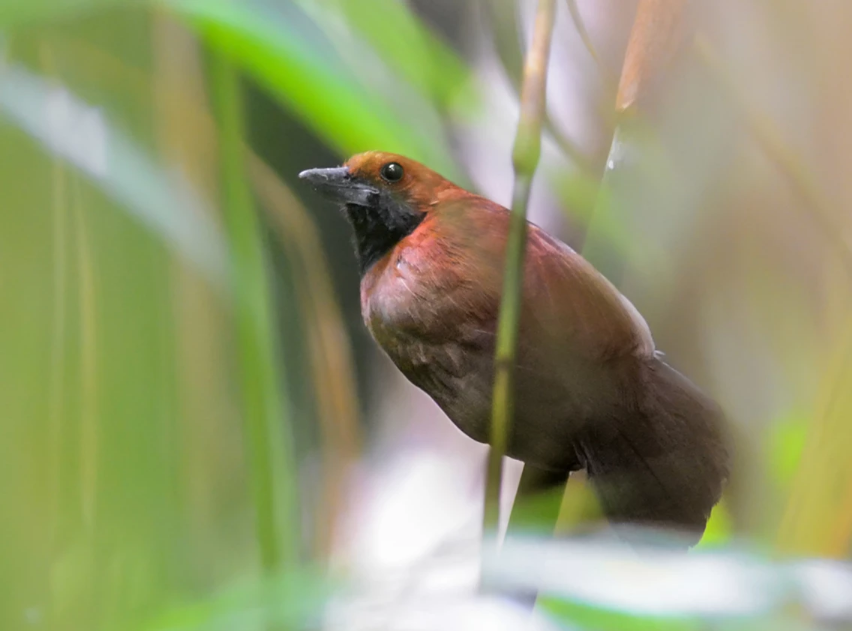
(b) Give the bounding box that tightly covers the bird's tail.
[581,358,730,546]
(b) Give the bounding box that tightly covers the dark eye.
[380,162,404,183]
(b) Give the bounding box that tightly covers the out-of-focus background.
[3,0,852,629]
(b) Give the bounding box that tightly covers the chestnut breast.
[360,215,498,443]
[359,201,655,469]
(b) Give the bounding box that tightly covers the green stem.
[209,53,299,571]
[483,0,596,175]
[483,0,557,543]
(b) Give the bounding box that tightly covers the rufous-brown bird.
[300,151,729,545]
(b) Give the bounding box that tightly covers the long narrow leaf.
[169,0,456,172]
[0,63,227,285]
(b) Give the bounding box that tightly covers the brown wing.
[419,196,655,365]
[523,222,655,361]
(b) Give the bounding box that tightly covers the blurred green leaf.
[777,327,852,556]
[0,62,228,285]
[540,599,800,631]
[136,571,327,631]
[766,412,808,488]
[541,599,698,631]
[0,96,197,631]
[296,0,475,112]
[698,501,734,548]
[548,167,602,231]
[168,0,457,173]
[209,49,299,570]
[0,0,144,28]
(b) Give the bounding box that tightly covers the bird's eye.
[380,162,404,183]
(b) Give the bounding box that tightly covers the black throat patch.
[344,193,426,275]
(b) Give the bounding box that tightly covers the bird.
[299,151,730,545]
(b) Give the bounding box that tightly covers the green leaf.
[766,411,808,488]
[0,62,227,284]
[296,0,475,112]
[0,0,145,28]
[168,0,458,173]
[136,571,328,631]
[209,50,299,571]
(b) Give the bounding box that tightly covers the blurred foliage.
[1,0,852,630]
[169,0,465,176]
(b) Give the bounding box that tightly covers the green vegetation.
[1,1,851,629]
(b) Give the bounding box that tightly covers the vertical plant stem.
[40,43,69,550]
[483,0,557,543]
[209,53,298,571]
[482,0,596,175]
[565,0,601,69]
[613,0,689,115]
[73,178,99,533]
[582,0,690,278]
[249,153,362,560]
[775,322,852,556]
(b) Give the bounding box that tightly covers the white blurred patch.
[604,131,627,173]
[794,560,852,622]
[324,590,567,631]
[44,85,108,178]
[484,537,852,620]
[344,450,482,572]
[328,352,530,628]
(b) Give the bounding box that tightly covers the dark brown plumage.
[300,151,730,545]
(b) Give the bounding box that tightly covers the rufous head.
[299,151,468,274]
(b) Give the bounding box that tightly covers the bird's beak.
[298,166,380,206]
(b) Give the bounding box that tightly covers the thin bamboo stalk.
[482,0,596,174]
[483,0,558,546]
